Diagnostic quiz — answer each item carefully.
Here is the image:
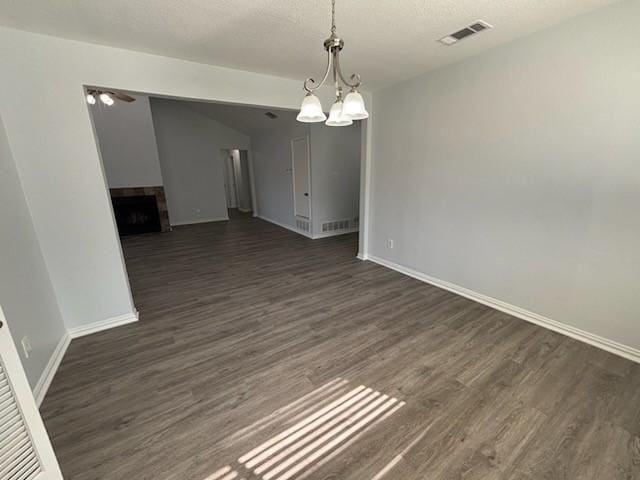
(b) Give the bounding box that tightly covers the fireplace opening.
[112,195,161,236]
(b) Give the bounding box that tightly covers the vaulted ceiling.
[0,0,622,89]
[179,100,298,137]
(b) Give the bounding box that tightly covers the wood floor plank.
[40,214,640,480]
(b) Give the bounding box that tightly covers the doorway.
[221,148,254,219]
[291,136,311,220]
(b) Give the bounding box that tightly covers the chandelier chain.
[331,0,336,36]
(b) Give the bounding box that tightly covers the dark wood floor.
[41,215,640,480]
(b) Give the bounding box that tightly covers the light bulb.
[86,93,96,105]
[296,94,326,123]
[325,101,353,127]
[342,91,369,120]
[99,93,114,106]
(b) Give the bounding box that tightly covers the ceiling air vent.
[439,20,493,46]
[265,112,278,119]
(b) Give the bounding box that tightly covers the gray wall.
[252,111,362,236]
[370,1,640,350]
[150,99,250,225]
[91,95,164,188]
[310,123,361,235]
[0,114,67,389]
[252,115,309,230]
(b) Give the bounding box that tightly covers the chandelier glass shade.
[326,100,353,127]
[296,0,368,127]
[296,94,327,123]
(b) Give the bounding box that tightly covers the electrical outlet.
[21,336,32,359]
[387,238,394,249]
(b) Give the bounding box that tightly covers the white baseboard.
[257,215,313,239]
[68,311,139,339]
[171,217,229,226]
[33,333,71,407]
[357,253,368,261]
[312,228,359,239]
[33,311,139,407]
[366,254,640,364]
[257,215,360,240]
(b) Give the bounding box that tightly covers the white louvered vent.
[439,20,493,45]
[322,219,353,233]
[0,361,42,480]
[296,218,310,232]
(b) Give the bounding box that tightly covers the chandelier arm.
[334,51,362,90]
[303,49,333,93]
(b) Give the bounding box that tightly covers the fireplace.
[110,186,171,235]
[112,195,161,235]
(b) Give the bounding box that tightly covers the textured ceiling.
[0,0,622,89]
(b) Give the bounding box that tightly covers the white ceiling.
[0,0,622,89]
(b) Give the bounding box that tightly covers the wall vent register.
[439,20,493,45]
[0,360,43,480]
[296,218,311,233]
[322,220,348,233]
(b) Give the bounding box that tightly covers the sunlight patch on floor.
[204,378,404,480]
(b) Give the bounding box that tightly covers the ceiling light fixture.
[297,0,368,126]
[99,93,114,106]
[85,89,136,106]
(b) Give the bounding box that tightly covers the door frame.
[221,149,238,209]
[246,149,259,216]
[0,305,64,479]
[84,88,370,323]
[220,147,258,216]
[290,135,312,223]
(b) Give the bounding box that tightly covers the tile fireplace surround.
[109,186,171,233]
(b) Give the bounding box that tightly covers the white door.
[291,136,311,219]
[0,306,63,480]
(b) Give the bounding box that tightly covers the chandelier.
[296,0,369,126]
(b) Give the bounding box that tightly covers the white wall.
[370,1,640,352]
[150,99,249,225]
[0,114,67,391]
[252,116,310,230]
[0,26,338,330]
[90,94,164,188]
[310,123,361,235]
